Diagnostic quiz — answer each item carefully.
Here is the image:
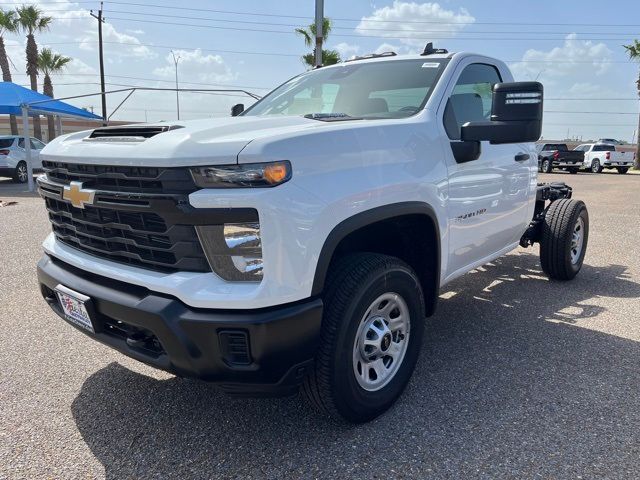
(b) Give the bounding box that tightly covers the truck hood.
[40,116,328,167]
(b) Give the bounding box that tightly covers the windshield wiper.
[304,113,364,122]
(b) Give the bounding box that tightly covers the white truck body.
[575,143,635,171]
[35,48,586,419]
[39,53,537,309]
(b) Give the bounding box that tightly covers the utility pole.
[314,0,324,68]
[90,2,107,125]
[171,50,181,120]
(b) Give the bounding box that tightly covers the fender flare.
[310,201,441,310]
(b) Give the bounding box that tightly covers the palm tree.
[624,39,640,169]
[295,18,340,68]
[16,5,52,141]
[38,47,70,141]
[0,9,19,135]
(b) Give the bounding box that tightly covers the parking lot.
[1,171,639,479]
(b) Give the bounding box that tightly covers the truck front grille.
[42,160,195,194]
[39,162,211,273]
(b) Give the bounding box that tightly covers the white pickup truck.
[574,143,635,174]
[36,45,589,422]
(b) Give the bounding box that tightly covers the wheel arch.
[311,202,441,316]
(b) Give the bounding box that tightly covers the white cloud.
[153,49,236,85]
[78,22,154,59]
[334,42,360,60]
[510,34,613,82]
[356,1,475,46]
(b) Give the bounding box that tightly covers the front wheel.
[617,167,629,174]
[302,253,425,423]
[13,161,28,183]
[591,159,602,173]
[540,199,589,280]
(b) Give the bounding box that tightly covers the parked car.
[536,143,584,174]
[574,143,635,174]
[0,135,47,183]
[35,46,589,422]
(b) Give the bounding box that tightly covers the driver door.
[441,62,533,280]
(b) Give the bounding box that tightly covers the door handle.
[515,153,530,162]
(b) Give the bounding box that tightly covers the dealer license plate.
[55,284,94,333]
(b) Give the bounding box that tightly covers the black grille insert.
[45,196,210,273]
[219,330,251,366]
[42,161,196,194]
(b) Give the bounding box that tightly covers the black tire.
[302,253,426,423]
[541,158,553,173]
[591,159,602,173]
[617,167,629,174]
[13,161,28,183]
[540,199,589,281]
[568,167,579,174]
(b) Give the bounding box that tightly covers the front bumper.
[37,254,323,396]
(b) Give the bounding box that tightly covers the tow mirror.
[461,81,543,144]
[231,103,245,116]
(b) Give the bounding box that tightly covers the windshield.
[244,59,447,119]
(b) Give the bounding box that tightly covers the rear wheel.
[13,161,27,183]
[302,253,425,423]
[591,159,602,173]
[541,158,552,173]
[540,199,589,280]
[617,167,629,174]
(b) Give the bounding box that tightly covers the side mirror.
[461,81,543,144]
[231,103,244,116]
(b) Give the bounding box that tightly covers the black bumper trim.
[38,254,323,396]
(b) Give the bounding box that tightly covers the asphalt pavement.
[1,170,640,479]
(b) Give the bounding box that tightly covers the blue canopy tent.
[0,82,102,191]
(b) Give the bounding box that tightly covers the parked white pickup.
[574,143,635,174]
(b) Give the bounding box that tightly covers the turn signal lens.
[263,163,289,184]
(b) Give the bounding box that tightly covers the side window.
[18,138,25,149]
[30,139,38,150]
[32,139,46,149]
[443,63,502,140]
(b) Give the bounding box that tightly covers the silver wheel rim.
[17,165,27,182]
[592,161,599,173]
[543,160,550,171]
[570,216,585,264]
[352,292,411,392]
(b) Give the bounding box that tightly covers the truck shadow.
[71,252,640,479]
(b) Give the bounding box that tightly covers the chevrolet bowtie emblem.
[62,181,96,209]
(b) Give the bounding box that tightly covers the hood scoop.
[85,125,184,142]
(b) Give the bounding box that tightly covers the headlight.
[191,161,291,188]
[195,222,263,282]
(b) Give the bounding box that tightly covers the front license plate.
[55,284,94,333]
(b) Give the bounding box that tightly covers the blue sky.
[2,0,640,142]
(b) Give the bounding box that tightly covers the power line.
[97,9,640,36]
[80,1,640,27]
[46,16,640,41]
